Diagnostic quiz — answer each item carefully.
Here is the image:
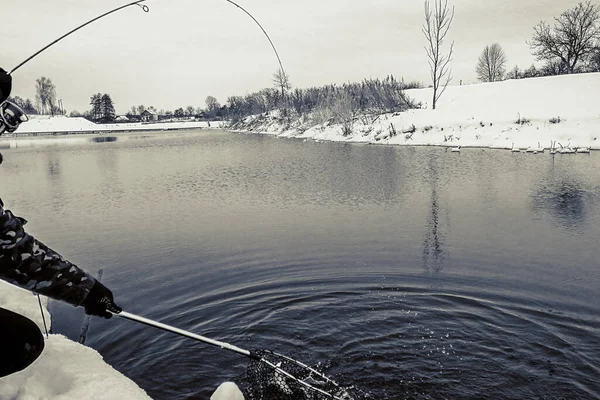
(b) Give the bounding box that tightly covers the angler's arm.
[0,199,96,306]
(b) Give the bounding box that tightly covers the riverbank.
[10,115,225,136]
[230,73,600,151]
[0,282,152,399]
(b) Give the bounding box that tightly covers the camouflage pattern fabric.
[0,197,96,306]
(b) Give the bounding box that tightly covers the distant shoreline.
[6,73,600,153]
[230,73,600,153]
[1,125,210,138]
[2,116,225,139]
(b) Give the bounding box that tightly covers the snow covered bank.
[0,281,151,400]
[0,281,244,399]
[231,73,600,151]
[12,115,225,135]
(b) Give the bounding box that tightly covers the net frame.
[242,349,357,400]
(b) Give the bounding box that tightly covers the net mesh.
[241,350,361,400]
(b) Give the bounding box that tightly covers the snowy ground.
[233,73,600,152]
[12,116,225,135]
[0,281,243,400]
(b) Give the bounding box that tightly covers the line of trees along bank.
[222,74,420,126]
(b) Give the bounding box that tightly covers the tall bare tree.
[272,68,291,98]
[476,43,507,82]
[422,0,455,110]
[35,77,56,115]
[528,1,600,74]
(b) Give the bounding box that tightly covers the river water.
[1,130,598,399]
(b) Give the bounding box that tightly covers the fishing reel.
[0,101,28,135]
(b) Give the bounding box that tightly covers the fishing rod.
[7,0,285,76]
[1,0,285,134]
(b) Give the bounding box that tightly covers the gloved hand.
[82,281,122,319]
[0,68,12,104]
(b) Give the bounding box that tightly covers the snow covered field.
[233,73,600,152]
[0,282,243,400]
[12,116,225,135]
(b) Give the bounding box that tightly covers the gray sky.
[1,0,585,114]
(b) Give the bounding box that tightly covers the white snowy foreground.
[0,281,244,400]
[236,73,600,151]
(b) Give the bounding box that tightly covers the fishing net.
[241,349,363,400]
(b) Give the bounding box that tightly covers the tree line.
[8,77,65,116]
[220,74,420,126]
[475,1,600,83]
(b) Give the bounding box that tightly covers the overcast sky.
[1,0,586,114]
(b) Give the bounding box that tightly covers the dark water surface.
[1,130,599,399]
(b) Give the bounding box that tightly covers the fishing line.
[8,1,149,75]
[36,294,49,338]
[8,0,285,76]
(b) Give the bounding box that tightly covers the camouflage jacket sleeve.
[0,198,96,306]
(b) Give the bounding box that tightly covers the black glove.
[82,281,122,319]
[0,68,11,104]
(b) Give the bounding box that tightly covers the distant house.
[140,109,158,122]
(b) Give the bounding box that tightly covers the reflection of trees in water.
[45,152,67,216]
[531,158,596,232]
[423,186,446,274]
[91,136,118,143]
[422,153,447,275]
[48,159,60,178]
[533,180,588,232]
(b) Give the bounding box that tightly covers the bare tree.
[185,105,195,117]
[272,68,291,98]
[589,48,600,72]
[205,96,219,111]
[205,95,221,119]
[422,0,455,110]
[35,77,56,115]
[331,91,356,136]
[476,43,507,82]
[528,1,600,74]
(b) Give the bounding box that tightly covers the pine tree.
[90,93,103,121]
[101,94,115,122]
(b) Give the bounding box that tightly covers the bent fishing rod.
[7,0,285,76]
